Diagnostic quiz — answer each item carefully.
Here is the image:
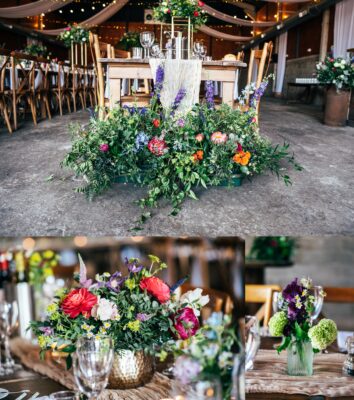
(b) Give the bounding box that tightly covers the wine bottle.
[0,252,11,301]
[14,250,33,340]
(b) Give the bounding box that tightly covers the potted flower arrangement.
[268,278,337,376]
[30,254,208,389]
[153,0,208,27]
[117,32,142,52]
[63,65,302,227]
[316,57,354,126]
[172,314,239,399]
[24,43,51,59]
[58,25,89,47]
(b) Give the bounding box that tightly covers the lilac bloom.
[171,88,187,114]
[205,80,215,109]
[153,64,165,99]
[39,326,53,336]
[106,272,125,292]
[177,118,185,127]
[136,313,151,322]
[125,257,144,273]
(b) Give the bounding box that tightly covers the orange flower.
[196,150,204,160]
[233,151,251,166]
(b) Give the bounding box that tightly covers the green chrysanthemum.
[269,311,288,337]
[308,319,337,350]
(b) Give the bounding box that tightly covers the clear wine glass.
[140,31,155,59]
[0,301,19,374]
[193,42,203,59]
[232,352,245,400]
[245,315,260,371]
[309,285,324,324]
[74,337,114,399]
[200,45,207,60]
[272,291,280,314]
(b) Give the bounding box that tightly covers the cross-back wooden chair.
[33,57,52,121]
[11,52,37,129]
[51,62,72,116]
[0,49,13,133]
[179,283,234,322]
[245,284,281,327]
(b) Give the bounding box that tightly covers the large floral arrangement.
[30,254,208,368]
[63,65,301,225]
[58,25,89,47]
[24,43,50,59]
[173,314,239,399]
[269,277,337,353]
[316,57,354,91]
[153,0,208,26]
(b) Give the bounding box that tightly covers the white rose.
[91,298,119,321]
[180,288,209,316]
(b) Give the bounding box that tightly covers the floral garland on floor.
[153,0,208,26]
[30,254,208,368]
[63,66,302,226]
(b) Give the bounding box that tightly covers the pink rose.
[211,131,228,144]
[65,27,71,31]
[99,144,109,153]
[173,307,200,340]
[195,133,204,142]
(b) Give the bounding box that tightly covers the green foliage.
[153,0,208,26]
[58,25,89,47]
[117,32,142,51]
[62,102,302,225]
[27,250,60,289]
[248,236,296,263]
[24,43,50,59]
[316,57,354,90]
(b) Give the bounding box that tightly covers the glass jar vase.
[287,340,314,376]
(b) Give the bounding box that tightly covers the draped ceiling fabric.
[199,25,252,42]
[0,0,73,18]
[41,0,130,35]
[275,32,288,95]
[333,0,354,58]
[203,4,276,27]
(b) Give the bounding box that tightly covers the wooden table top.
[99,57,247,68]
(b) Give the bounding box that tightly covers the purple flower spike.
[171,88,187,113]
[107,271,125,292]
[153,64,165,99]
[205,80,215,109]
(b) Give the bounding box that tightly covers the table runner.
[246,349,354,398]
[10,338,172,400]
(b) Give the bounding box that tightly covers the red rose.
[194,11,199,17]
[61,288,97,318]
[173,307,200,340]
[167,9,171,14]
[237,143,243,152]
[140,276,170,303]
[153,119,160,128]
[198,1,204,6]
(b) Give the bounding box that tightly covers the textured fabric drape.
[198,25,252,42]
[203,4,276,27]
[0,0,73,18]
[41,0,130,35]
[275,32,287,94]
[333,0,354,58]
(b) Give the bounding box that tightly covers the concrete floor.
[0,98,353,236]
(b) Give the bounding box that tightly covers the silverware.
[28,392,40,400]
[15,392,29,400]
[0,391,30,395]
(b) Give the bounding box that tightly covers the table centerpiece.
[58,24,89,66]
[30,254,208,389]
[268,277,337,376]
[62,65,302,227]
[316,56,354,126]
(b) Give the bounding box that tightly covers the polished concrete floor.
[0,98,353,236]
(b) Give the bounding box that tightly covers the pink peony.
[173,307,200,340]
[147,137,168,156]
[195,133,204,142]
[61,288,97,319]
[99,144,109,153]
[211,131,228,144]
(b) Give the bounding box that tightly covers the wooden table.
[99,58,247,109]
[246,337,354,400]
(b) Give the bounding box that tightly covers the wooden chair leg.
[79,92,85,109]
[45,96,52,120]
[28,97,37,125]
[1,100,12,133]
[58,94,63,116]
[73,93,77,112]
[66,95,71,113]
[13,96,17,131]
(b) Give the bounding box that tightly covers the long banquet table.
[99,58,247,109]
[246,337,354,400]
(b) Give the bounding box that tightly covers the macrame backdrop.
[0,0,73,18]
[333,0,354,58]
[41,0,130,35]
[150,59,202,114]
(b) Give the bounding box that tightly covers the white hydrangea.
[91,297,120,321]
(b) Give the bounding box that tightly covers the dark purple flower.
[125,257,144,273]
[136,313,151,322]
[205,80,215,109]
[99,144,109,153]
[106,272,125,292]
[39,326,53,336]
[153,64,165,99]
[282,278,303,303]
[250,80,268,108]
[171,88,187,113]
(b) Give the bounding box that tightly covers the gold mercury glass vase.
[108,350,155,389]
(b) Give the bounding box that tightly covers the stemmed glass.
[309,285,324,324]
[245,315,260,371]
[193,42,203,59]
[73,337,114,399]
[232,352,245,400]
[140,32,155,59]
[200,45,207,60]
[0,301,19,375]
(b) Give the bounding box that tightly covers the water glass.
[232,352,245,400]
[309,285,324,323]
[245,315,260,371]
[0,301,19,374]
[74,337,114,399]
[140,31,155,59]
[193,42,203,59]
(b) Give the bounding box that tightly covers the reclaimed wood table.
[246,337,354,400]
[98,58,247,109]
